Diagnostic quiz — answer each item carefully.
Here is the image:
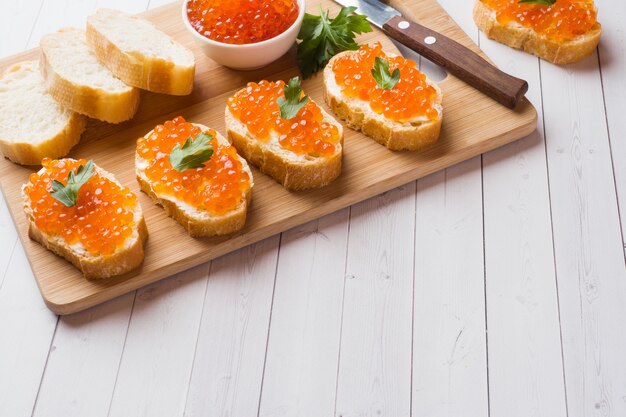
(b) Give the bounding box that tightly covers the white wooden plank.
[0,243,58,417]
[106,264,209,417]
[258,210,349,417]
[598,2,626,239]
[540,52,626,417]
[413,158,488,417]
[0,0,42,56]
[184,236,280,417]
[411,2,488,416]
[0,3,62,415]
[27,0,155,49]
[31,293,135,417]
[335,183,416,417]
[479,32,568,417]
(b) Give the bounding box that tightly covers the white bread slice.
[40,28,140,123]
[473,0,602,64]
[0,62,86,166]
[225,91,344,191]
[86,8,195,95]
[323,50,442,152]
[22,159,148,279]
[136,123,253,237]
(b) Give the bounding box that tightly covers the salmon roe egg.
[227,80,341,158]
[136,116,251,216]
[332,43,439,123]
[186,0,299,44]
[23,158,138,256]
[481,0,597,42]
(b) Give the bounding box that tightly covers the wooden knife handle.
[382,15,528,109]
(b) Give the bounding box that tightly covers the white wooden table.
[1,1,625,416]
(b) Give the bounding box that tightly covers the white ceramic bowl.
[182,0,306,70]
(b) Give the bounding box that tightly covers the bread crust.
[473,0,602,64]
[0,111,86,166]
[39,32,140,124]
[22,161,148,279]
[136,124,253,237]
[323,50,443,152]
[224,96,344,191]
[86,12,195,95]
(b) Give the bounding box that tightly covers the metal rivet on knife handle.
[397,20,410,29]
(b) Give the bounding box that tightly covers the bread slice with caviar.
[136,117,253,237]
[225,78,344,191]
[473,0,601,64]
[22,158,148,279]
[0,62,86,166]
[40,28,140,123]
[86,8,195,95]
[323,43,442,151]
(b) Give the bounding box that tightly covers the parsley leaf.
[371,57,400,90]
[50,159,95,208]
[297,6,373,79]
[168,132,214,172]
[277,77,309,119]
[518,0,556,5]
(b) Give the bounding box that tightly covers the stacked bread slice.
[1,8,195,166]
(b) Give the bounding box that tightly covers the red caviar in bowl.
[136,116,251,216]
[186,0,299,44]
[481,0,597,42]
[331,43,439,123]
[227,80,341,157]
[23,158,138,256]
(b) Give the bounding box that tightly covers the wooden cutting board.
[0,0,537,314]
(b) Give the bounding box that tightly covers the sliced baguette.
[22,159,148,279]
[225,87,344,191]
[40,28,140,123]
[136,122,253,237]
[0,62,86,165]
[86,8,195,95]
[473,0,602,64]
[323,49,442,152]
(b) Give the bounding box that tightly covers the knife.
[333,0,529,109]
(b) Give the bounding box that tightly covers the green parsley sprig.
[169,132,214,172]
[297,6,373,79]
[371,57,400,90]
[277,77,309,119]
[518,0,556,5]
[50,160,95,208]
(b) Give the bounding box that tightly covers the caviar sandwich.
[225,77,344,190]
[22,158,148,279]
[136,117,253,237]
[323,43,443,151]
[473,0,601,64]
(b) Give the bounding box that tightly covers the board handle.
[382,15,528,109]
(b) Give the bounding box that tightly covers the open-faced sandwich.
[323,43,442,151]
[225,77,344,190]
[136,116,253,236]
[22,158,148,279]
[473,0,601,64]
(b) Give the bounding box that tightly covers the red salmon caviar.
[482,0,597,42]
[227,80,341,157]
[136,116,251,216]
[23,158,138,256]
[186,0,299,44]
[332,43,439,123]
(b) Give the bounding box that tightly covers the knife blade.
[333,0,528,109]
